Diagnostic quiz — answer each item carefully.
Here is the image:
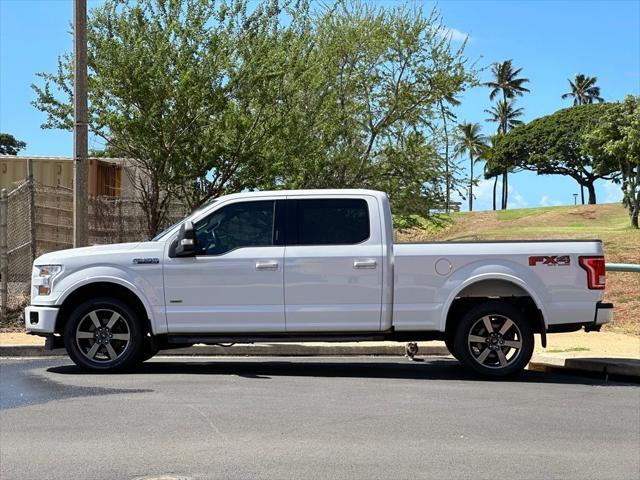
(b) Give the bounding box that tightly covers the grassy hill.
[396,203,640,335]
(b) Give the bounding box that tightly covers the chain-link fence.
[0,179,187,322]
[3,181,34,314]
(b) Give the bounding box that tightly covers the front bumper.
[24,305,59,335]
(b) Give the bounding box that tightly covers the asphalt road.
[1,357,639,480]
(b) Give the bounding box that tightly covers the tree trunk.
[501,171,508,209]
[492,177,497,211]
[580,185,585,205]
[505,172,509,209]
[440,101,450,214]
[445,160,450,213]
[586,182,597,205]
[632,167,640,228]
[469,154,474,212]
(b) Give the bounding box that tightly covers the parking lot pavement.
[1,357,639,480]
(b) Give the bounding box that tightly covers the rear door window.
[291,199,370,245]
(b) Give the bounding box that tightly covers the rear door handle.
[256,261,279,271]
[353,259,377,269]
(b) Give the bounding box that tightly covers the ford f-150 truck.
[25,189,613,377]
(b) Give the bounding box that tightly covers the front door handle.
[353,259,377,269]
[256,261,279,271]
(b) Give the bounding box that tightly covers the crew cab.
[25,189,613,377]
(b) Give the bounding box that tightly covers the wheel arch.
[443,274,547,347]
[55,281,154,336]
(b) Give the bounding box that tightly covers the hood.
[34,241,163,267]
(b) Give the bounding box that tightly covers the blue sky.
[1,0,639,210]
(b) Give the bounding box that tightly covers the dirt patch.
[603,272,640,336]
[568,208,598,220]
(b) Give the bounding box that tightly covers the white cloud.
[442,27,470,43]
[471,177,501,211]
[602,180,623,203]
[459,177,529,211]
[539,195,563,207]
[510,191,529,209]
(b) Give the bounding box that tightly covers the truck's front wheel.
[63,298,143,372]
[444,336,459,361]
[453,302,534,378]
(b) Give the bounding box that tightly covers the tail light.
[579,256,606,290]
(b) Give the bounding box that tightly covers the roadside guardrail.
[606,263,640,273]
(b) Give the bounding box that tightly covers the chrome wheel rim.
[75,309,131,363]
[467,314,523,369]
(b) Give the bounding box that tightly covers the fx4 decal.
[528,255,571,266]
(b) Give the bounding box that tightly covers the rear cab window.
[288,198,370,246]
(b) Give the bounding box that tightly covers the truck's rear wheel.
[453,302,534,378]
[63,298,143,372]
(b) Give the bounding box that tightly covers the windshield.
[151,199,219,241]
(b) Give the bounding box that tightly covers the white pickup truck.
[25,189,613,377]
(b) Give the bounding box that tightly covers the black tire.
[444,335,459,361]
[137,337,159,363]
[63,297,143,372]
[453,301,534,378]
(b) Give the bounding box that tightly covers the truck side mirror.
[175,221,196,257]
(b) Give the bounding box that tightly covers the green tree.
[0,133,27,155]
[584,95,639,228]
[478,133,504,211]
[428,65,465,213]
[435,93,460,213]
[485,60,531,101]
[485,99,525,131]
[454,122,487,211]
[484,98,524,209]
[32,0,474,236]
[483,59,530,210]
[33,0,301,236]
[268,3,474,197]
[491,104,619,205]
[562,73,604,106]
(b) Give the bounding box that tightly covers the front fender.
[41,264,164,334]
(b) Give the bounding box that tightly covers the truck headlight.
[33,265,62,296]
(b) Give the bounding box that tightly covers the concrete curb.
[0,343,451,357]
[528,354,640,380]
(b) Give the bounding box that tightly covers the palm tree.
[428,73,462,214]
[484,99,524,209]
[485,59,530,101]
[454,122,487,212]
[478,134,503,211]
[562,74,604,203]
[436,92,460,213]
[562,74,604,105]
[485,99,525,132]
[484,60,530,209]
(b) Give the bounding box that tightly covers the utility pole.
[73,0,88,247]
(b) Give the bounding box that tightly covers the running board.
[165,331,445,345]
[167,333,387,345]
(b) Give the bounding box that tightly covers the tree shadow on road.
[46,357,638,387]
